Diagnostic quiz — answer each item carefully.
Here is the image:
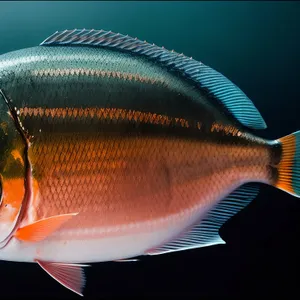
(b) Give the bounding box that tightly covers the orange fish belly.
[5,131,271,263]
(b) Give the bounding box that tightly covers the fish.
[0,28,298,296]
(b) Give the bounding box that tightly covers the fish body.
[0,46,271,262]
[0,29,298,296]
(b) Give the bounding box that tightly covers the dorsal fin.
[145,183,259,255]
[40,29,267,130]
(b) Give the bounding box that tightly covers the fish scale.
[0,29,298,297]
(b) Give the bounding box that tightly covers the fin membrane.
[40,29,266,130]
[36,260,89,296]
[15,213,78,242]
[275,130,300,197]
[146,183,259,255]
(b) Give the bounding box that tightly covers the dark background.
[1,1,300,298]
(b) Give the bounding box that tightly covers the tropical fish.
[0,29,298,296]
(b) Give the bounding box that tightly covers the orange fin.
[36,259,89,296]
[275,130,300,197]
[15,213,78,242]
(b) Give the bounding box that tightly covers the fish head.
[0,90,27,242]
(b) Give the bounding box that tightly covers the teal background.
[0,1,299,298]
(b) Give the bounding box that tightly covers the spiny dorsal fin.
[146,183,259,255]
[40,29,267,130]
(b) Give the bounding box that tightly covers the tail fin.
[274,130,300,197]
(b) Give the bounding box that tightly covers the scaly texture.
[21,108,271,240]
[40,29,266,130]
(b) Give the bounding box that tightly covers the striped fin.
[40,29,267,130]
[36,260,89,296]
[275,130,300,197]
[146,183,259,255]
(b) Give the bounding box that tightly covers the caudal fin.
[274,130,300,197]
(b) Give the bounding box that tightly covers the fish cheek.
[0,154,26,241]
[0,178,24,221]
[0,175,21,239]
[0,146,25,224]
[0,91,27,242]
[0,146,26,223]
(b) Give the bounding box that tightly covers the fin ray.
[40,29,266,130]
[146,183,259,255]
[15,213,78,242]
[36,260,89,296]
[275,130,300,197]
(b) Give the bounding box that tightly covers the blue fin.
[146,183,259,255]
[40,29,267,130]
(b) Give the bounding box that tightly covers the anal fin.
[146,183,259,255]
[15,213,78,242]
[36,260,89,296]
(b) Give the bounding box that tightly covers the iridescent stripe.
[19,107,202,130]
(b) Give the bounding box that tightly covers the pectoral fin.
[15,213,78,242]
[36,259,89,296]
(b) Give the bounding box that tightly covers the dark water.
[0,1,300,298]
